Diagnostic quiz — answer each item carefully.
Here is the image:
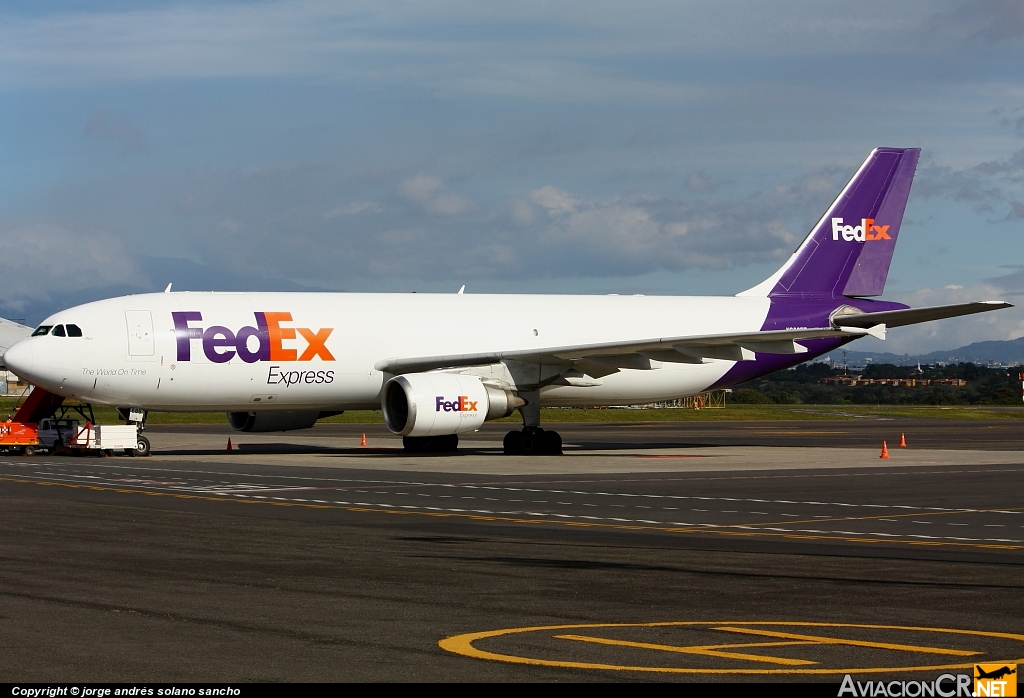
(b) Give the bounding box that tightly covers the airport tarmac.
[1,419,1022,682]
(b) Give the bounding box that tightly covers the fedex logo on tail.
[173,312,334,364]
[436,396,478,412]
[831,218,891,242]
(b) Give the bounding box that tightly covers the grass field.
[2,398,1021,424]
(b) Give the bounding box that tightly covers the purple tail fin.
[740,147,920,299]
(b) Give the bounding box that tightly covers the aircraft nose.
[3,339,34,376]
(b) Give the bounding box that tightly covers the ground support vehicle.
[0,419,41,454]
[0,386,62,455]
[0,387,149,456]
[69,423,149,457]
[37,417,79,450]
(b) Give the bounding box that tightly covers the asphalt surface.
[1,419,1022,682]
[150,417,1024,451]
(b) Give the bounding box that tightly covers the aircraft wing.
[0,317,33,370]
[830,300,1012,328]
[374,325,883,375]
[375,300,1013,376]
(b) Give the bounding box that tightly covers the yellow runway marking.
[553,634,818,665]
[709,626,980,656]
[1,475,1022,551]
[439,621,1024,675]
[749,427,851,431]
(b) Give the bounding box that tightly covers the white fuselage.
[6,292,772,411]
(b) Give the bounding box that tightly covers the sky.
[1,0,1023,354]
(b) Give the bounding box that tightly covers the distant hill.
[824,336,1024,367]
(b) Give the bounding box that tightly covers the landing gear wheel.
[402,434,458,453]
[503,430,523,455]
[519,428,544,455]
[131,435,151,457]
[504,428,562,455]
[542,430,562,455]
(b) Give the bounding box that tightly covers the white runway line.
[4,460,1021,545]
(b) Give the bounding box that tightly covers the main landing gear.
[503,427,562,455]
[503,390,562,455]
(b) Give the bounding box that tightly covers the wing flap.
[374,326,872,374]
[373,300,1012,375]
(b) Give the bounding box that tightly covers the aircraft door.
[125,310,155,356]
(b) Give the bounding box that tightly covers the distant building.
[820,376,966,387]
[0,370,30,396]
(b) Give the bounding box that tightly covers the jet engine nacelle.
[227,409,322,433]
[382,373,521,437]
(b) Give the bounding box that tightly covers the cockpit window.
[31,325,52,336]
[66,324,83,337]
[52,325,67,337]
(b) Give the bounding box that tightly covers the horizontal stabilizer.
[832,301,1012,329]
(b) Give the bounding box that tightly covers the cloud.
[84,110,143,153]
[914,148,1024,218]
[324,202,383,218]
[928,0,1024,43]
[0,158,844,300]
[985,266,1024,294]
[397,174,472,215]
[528,186,579,214]
[0,1,959,100]
[515,128,586,159]
[0,221,145,311]
[685,172,717,193]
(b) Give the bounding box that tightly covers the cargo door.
[125,310,155,356]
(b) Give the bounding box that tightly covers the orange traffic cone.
[899,433,907,448]
[360,433,367,447]
[880,441,890,459]
[226,438,233,452]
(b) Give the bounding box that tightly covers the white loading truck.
[37,417,150,456]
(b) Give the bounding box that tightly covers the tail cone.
[899,433,907,448]
[880,441,889,459]
[360,433,367,447]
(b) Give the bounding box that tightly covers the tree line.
[730,362,1022,406]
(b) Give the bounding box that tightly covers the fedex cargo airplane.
[1,148,1012,454]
